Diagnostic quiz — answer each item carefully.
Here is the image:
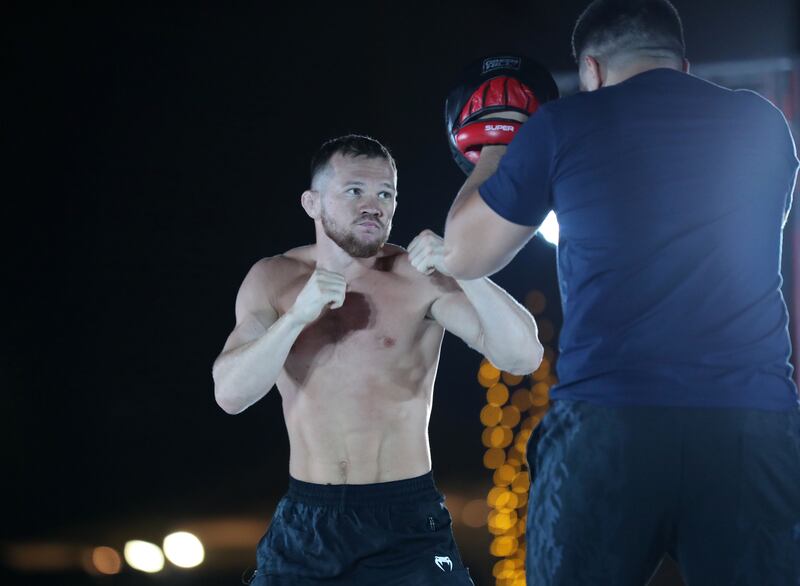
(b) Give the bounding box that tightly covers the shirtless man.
[212,134,542,585]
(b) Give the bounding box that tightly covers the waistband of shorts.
[286,471,441,506]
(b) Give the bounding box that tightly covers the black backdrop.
[5,1,798,582]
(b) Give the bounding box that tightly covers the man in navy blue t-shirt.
[443,0,800,584]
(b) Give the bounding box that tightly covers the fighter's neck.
[312,241,378,278]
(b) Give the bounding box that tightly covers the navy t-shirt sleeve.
[739,89,799,224]
[763,97,799,224]
[775,104,799,223]
[478,107,557,227]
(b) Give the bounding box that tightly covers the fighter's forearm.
[456,277,543,375]
[212,310,307,414]
[444,146,507,278]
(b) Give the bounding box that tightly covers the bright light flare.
[163,531,205,568]
[539,210,559,245]
[91,546,122,575]
[123,540,164,573]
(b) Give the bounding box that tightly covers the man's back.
[485,68,799,408]
[444,5,800,583]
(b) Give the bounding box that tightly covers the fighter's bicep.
[429,291,483,350]
[220,307,278,355]
[223,258,281,353]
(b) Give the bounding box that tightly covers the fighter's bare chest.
[275,274,433,356]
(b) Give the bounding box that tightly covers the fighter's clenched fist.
[408,230,451,277]
[289,268,346,324]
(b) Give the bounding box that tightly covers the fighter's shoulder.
[379,243,417,277]
[240,248,312,292]
[381,243,458,295]
[380,242,408,260]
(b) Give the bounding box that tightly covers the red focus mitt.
[444,55,559,175]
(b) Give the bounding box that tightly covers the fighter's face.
[318,153,397,258]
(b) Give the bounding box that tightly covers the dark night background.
[4,1,799,584]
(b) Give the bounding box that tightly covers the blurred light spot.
[486,428,503,448]
[515,429,533,454]
[501,405,521,428]
[511,388,533,412]
[539,210,559,245]
[494,559,516,578]
[495,490,519,511]
[486,383,510,406]
[493,510,518,531]
[524,290,547,315]
[520,415,539,432]
[480,404,503,427]
[500,426,514,448]
[512,472,531,494]
[487,426,513,449]
[493,464,517,487]
[530,404,549,418]
[501,372,524,386]
[163,532,204,569]
[532,358,551,381]
[481,427,495,448]
[124,540,164,573]
[487,486,506,507]
[490,535,519,557]
[487,511,503,535]
[538,319,555,343]
[506,445,524,463]
[506,455,523,469]
[461,499,490,528]
[483,447,506,469]
[513,517,527,537]
[478,372,497,388]
[478,361,501,387]
[530,383,550,406]
[91,546,122,575]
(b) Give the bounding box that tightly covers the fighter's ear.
[301,190,320,220]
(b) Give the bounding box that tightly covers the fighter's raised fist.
[289,268,347,325]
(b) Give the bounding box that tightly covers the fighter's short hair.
[572,0,685,63]
[310,134,396,187]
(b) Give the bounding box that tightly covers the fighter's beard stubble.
[321,212,390,258]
